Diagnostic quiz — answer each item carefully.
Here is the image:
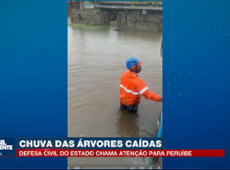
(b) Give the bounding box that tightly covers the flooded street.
[68,20,162,166]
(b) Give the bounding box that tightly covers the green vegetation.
[69,21,117,29]
[110,21,118,26]
[68,23,109,30]
[159,27,162,33]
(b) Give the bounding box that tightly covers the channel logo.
[0,139,13,150]
[0,138,15,157]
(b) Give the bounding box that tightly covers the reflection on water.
[116,109,140,137]
[68,22,162,165]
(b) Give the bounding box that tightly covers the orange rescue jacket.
[119,70,161,106]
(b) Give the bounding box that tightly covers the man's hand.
[156,96,162,102]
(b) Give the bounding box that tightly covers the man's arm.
[141,89,162,102]
[136,78,162,102]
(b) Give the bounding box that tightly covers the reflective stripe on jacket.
[119,70,161,106]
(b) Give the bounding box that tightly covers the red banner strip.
[16,149,224,157]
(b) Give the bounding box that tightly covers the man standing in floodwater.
[120,58,162,113]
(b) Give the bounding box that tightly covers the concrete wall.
[68,1,80,16]
[118,12,162,32]
[72,9,110,26]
